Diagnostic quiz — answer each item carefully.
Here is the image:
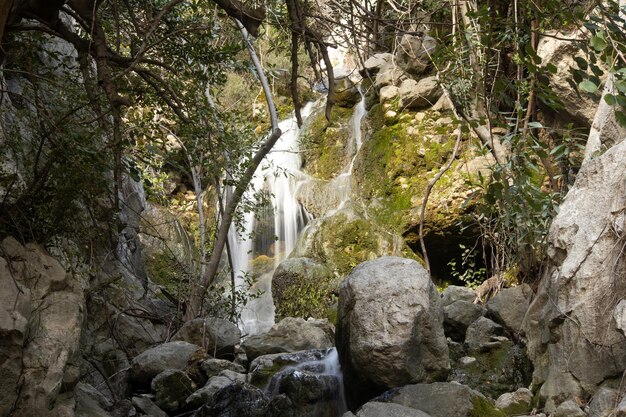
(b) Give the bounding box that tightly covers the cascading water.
[228,102,315,336]
[264,348,348,417]
[327,93,366,211]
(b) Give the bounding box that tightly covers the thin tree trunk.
[185,18,281,320]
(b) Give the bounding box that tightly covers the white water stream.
[229,92,366,337]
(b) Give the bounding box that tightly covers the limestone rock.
[554,400,587,417]
[185,375,233,410]
[337,257,449,398]
[443,300,485,342]
[465,316,506,352]
[398,77,442,110]
[242,317,333,361]
[441,285,476,307]
[132,396,168,417]
[537,30,600,127]
[193,382,270,417]
[173,317,241,359]
[0,237,85,417]
[272,258,336,321]
[374,63,407,90]
[495,388,533,415]
[130,341,202,388]
[361,53,394,76]
[379,85,400,104]
[248,349,331,388]
[523,140,626,411]
[201,358,246,379]
[355,402,432,417]
[386,382,498,417]
[588,387,618,417]
[333,77,361,108]
[396,34,436,75]
[151,369,196,412]
[487,284,533,333]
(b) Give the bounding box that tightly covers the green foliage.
[570,1,626,128]
[447,243,487,288]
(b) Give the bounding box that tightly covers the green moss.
[300,106,353,180]
[144,251,188,298]
[469,396,506,417]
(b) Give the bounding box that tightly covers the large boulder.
[486,284,533,333]
[337,257,449,402]
[523,140,626,411]
[173,317,241,359]
[443,300,485,341]
[130,341,202,388]
[398,77,442,110]
[465,317,506,352]
[248,349,332,388]
[272,258,336,322]
[193,382,270,417]
[395,34,436,75]
[384,382,500,417]
[441,285,476,307]
[242,317,333,361]
[352,402,432,417]
[361,53,394,77]
[151,369,196,413]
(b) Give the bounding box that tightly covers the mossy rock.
[300,105,354,180]
[292,206,414,279]
[448,340,534,401]
[272,258,338,322]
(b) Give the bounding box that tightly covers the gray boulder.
[588,386,619,417]
[398,77,442,110]
[185,375,233,410]
[374,63,407,90]
[193,382,270,417]
[130,341,202,387]
[337,257,449,397]
[396,34,436,75]
[465,317,506,352]
[443,300,485,341]
[362,53,394,76]
[523,140,626,411]
[385,382,499,417]
[495,388,533,415]
[355,402,432,417]
[441,286,476,307]
[554,400,587,417]
[243,317,333,361]
[486,284,533,333]
[379,85,400,104]
[248,349,332,388]
[173,317,241,359]
[201,358,246,379]
[151,369,196,413]
[132,396,168,417]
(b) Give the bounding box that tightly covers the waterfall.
[229,103,316,336]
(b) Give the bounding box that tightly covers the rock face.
[242,317,333,361]
[353,402,432,417]
[337,257,449,402]
[0,237,85,417]
[523,140,626,411]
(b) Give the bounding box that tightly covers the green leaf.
[604,93,617,106]
[615,80,626,95]
[574,57,588,70]
[590,35,608,52]
[546,63,558,74]
[579,80,598,93]
[616,111,626,129]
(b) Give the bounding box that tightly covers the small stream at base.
[264,348,348,417]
